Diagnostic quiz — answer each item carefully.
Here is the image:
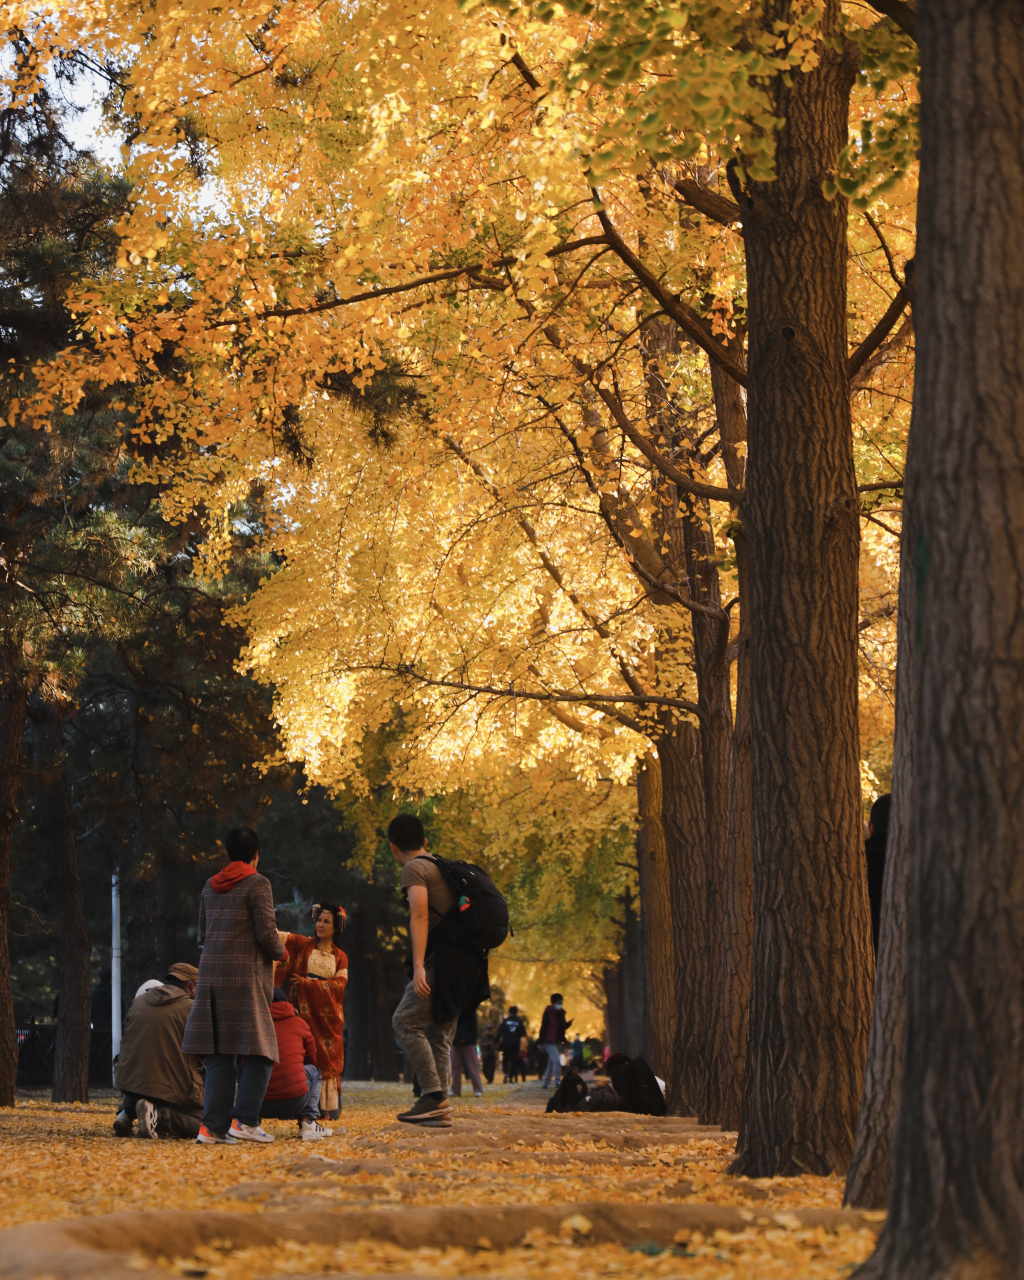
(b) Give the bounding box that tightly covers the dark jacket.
[265,1000,316,1100]
[540,1004,571,1043]
[182,871,285,1059]
[453,1006,479,1047]
[113,984,203,1112]
[422,927,490,1026]
[498,1016,526,1050]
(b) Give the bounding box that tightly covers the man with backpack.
[388,814,505,1126]
[539,993,572,1089]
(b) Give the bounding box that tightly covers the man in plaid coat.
[183,827,286,1143]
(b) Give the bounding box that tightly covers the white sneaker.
[135,1099,159,1139]
[229,1120,275,1143]
[299,1118,333,1140]
[196,1124,238,1144]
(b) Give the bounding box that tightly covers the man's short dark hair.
[388,814,425,852]
[551,993,563,1003]
[508,1005,518,1017]
[226,827,260,863]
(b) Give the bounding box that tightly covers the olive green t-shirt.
[401,856,455,932]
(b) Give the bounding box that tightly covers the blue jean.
[259,1063,322,1122]
[542,1042,562,1087]
[202,1054,275,1133]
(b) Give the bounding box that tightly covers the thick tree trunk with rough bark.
[855,4,1024,1274]
[0,666,28,1107]
[635,753,677,1084]
[732,1,873,1176]
[712,357,752,1133]
[35,703,92,1103]
[844,387,920,1208]
[683,516,731,1128]
[658,723,708,1114]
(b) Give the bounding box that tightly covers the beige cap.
[167,962,199,982]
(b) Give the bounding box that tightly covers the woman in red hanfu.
[276,904,349,1119]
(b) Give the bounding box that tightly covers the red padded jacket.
[264,1000,316,1100]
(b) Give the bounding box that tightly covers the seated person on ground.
[113,963,204,1139]
[546,1051,668,1116]
[259,988,332,1140]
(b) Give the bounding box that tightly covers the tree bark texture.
[658,724,708,1115]
[635,752,677,1084]
[0,667,28,1107]
[35,704,92,1103]
[856,4,1024,1276]
[712,358,753,1133]
[843,373,921,1208]
[733,2,874,1176]
[642,314,730,1124]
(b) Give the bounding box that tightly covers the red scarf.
[211,861,259,893]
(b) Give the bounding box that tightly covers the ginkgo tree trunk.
[855,2,1023,1275]
[731,0,874,1177]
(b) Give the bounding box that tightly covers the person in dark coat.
[182,827,286,1144]
[865,793,892,954]
[539,993,572,1088]
[497,1006,526,1083]
[259,988,332,1140]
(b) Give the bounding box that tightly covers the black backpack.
[416,854,510,951]
[608,1055,668,1116]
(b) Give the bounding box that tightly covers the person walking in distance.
[539,993,572,1089]
[498,1006,526,1083]
[182,827,286,1144]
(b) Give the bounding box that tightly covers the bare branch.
[673,178,743,228]
[590,382,744,503]
[589,188,748,387]
[352,663,702,719]
[848,285,909,382]
[867,0,917,40]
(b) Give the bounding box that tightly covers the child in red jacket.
[259,988,332,1140]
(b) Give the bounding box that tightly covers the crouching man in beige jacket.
[113,962,203,1139]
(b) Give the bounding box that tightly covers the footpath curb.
[0,1201,884,1280]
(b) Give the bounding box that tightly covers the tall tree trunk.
[658,724,708,1114]
[711,357,753,1132]
[855,4,1024,1274]
[0,665,28,1107]
[733,2,873,1176]
[684,518,732,1127]
[35,702,92,1103]
[843,375,921,1207]
[635,751,676,1082]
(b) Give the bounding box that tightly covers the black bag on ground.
[546,1068,590,1113]
[425,854,510,950]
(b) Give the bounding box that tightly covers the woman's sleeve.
[328,949,349,989]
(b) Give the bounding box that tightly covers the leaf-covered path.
[0,1084,883,1279]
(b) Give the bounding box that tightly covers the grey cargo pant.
[392,963,458,1096]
